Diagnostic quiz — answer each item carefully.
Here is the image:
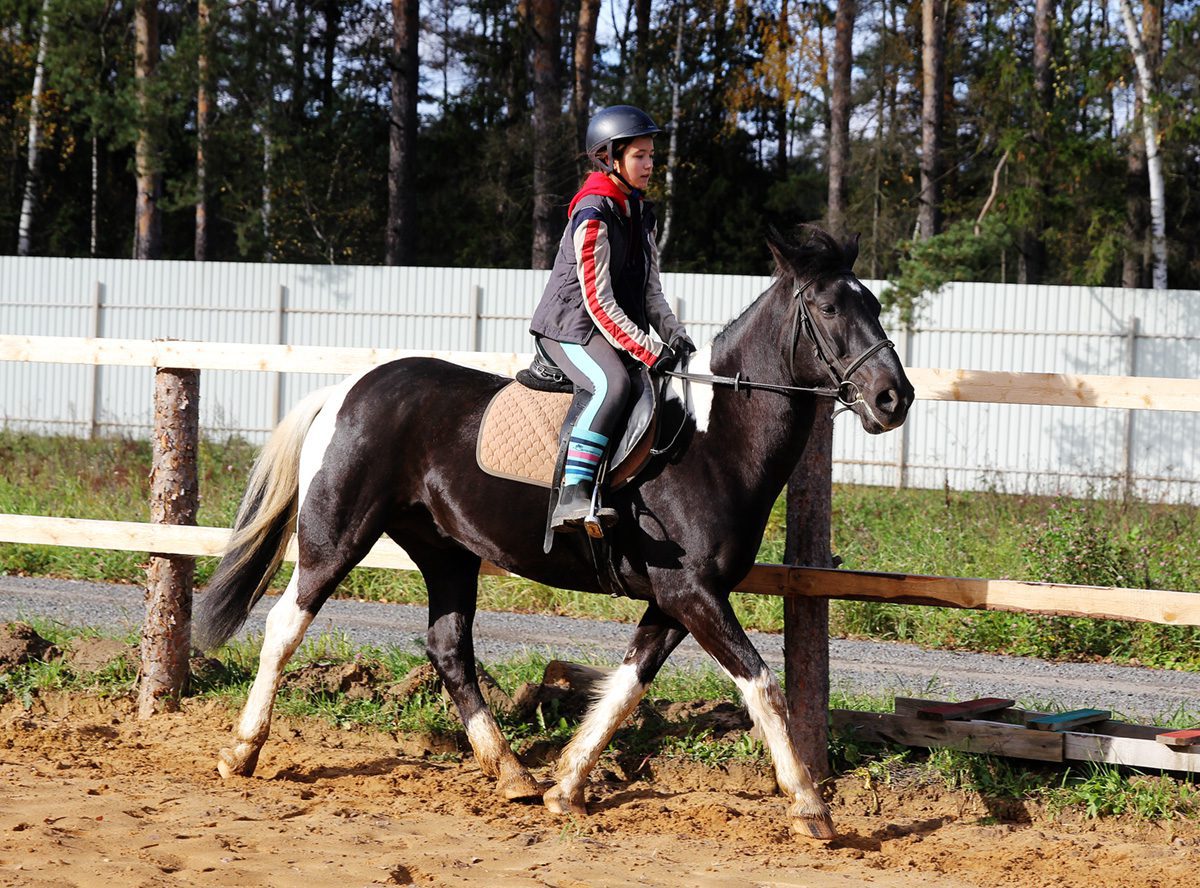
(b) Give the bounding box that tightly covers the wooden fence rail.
[4,334,1200,410]
[2,513,1198,627]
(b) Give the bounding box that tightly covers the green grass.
[5,623,1197,824]
[1,431,1199,667]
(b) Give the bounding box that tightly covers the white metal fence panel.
[2,257,1198,502]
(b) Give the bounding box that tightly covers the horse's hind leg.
[544,602,687,817]
[415,546,543,801]
[217,570,313,778]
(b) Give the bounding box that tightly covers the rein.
[664,276,896,411]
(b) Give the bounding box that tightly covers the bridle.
[664,274,896,411]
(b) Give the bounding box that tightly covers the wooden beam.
[2,336,1199,413]
[1064,731,1200,772]
[1026,709,1112,732]
[2,513,1197,627]
[0,335,530,378]
[739,565,1200,627]
[830,709,1065,762]
[905,367,1200,412]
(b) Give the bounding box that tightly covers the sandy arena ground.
[0,692,1197,887]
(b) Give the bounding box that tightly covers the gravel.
[1,574,1197,723]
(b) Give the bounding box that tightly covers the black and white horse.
[195,226,913,840]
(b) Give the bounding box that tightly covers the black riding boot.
[550,478,618,536]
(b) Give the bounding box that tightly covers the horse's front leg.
[658,584,836,841]
[419,551,543,801]
[217,576,313,777]
[544,603,687,817]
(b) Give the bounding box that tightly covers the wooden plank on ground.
[916,698,1016,721]
[0,335,530,378]
[905,367,1200,412]
[739,565,1200,628]
[830,710,1064,762]
[1156,729,1200,748]
[1026,709,1112,732]
[1064,732,1200,773]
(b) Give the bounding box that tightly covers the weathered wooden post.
[783,399,833,783]
[137,365,199,718]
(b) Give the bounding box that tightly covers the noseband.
[788,276,896,409]
[665,275,896,411]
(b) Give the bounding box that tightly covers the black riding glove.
[655,346,679,374]
[669,332,696,357]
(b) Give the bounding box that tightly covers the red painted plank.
[916,698,1016,722]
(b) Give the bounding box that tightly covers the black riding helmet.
[585,105,662,175]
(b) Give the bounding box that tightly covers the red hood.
[568,172,632,216]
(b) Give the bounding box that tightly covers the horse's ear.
[843,233,861,270]
[765,226,792,274]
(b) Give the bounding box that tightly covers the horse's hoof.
[790,814,837,841]
[543,783,588,818]
[497,769,548,802]
[217,744,260,779]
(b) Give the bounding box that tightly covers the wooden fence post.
[137,366,199,718]
[783,399,833,784]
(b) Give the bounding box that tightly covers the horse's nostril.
[875,388,899,413]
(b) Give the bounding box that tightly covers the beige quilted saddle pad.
[476,382,572,488]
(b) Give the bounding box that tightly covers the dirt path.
[0,693,1196,888]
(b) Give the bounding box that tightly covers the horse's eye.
[819,304,837,317]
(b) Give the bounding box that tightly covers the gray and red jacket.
[530,173,684,367]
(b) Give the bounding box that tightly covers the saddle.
[476,358,669,491]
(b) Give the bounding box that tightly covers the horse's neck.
[700,294,814,501]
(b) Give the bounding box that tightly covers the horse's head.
[766,226,913,434]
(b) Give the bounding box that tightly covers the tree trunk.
[1021,0,1054,283]
[1118,0,1167,289]
[16,0,51,257]
[386,0,419,266]
[134,0,162,260]
[138,368,200,718]
[573,0,600,172]
[775,0,790,176]
[195,0,211,261]
[917,0,944,240]
[632,0,651,105]
[321,0,340,110]
[530,0,562,270]
[783,400,834,786]
[657,5,684,259]
[827,0,856,238]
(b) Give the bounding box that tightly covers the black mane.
[714,225,855,346]
[768,224,857,281]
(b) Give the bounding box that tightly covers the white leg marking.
[732,669,828,821]
[237,576,313,745]
[464,710,508,777]
[555,663,645,794]
[672,345,715,434]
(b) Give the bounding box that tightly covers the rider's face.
[615,136,655,191]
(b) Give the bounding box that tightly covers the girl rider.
[530,105,695,534]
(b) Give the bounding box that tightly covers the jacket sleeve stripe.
[576,219,660,366]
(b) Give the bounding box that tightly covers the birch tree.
[16,0,51,256]
[1118,0,1168,289]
